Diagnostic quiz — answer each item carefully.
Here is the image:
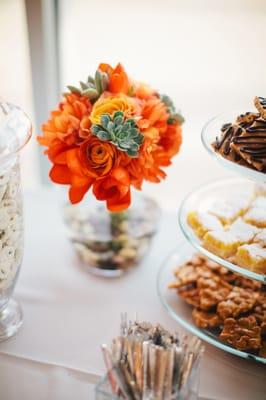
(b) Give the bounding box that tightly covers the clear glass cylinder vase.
[0,102,31,341]
[63,191,161,277]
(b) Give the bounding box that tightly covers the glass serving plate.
[178,178,266,283]
[201,111,266,183]
[157,241,266,364]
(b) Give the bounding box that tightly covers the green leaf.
[114,125,123,134]
[100,114,111,129]
[95,70,103,94]
[119,140,133,149]
[82,88,98,100]
[134,135,144,145]
[113,111,124,119]
[107,121,114,131]
[101,72,109,92]
[67,85,81,94]
[127,147,138,157]
[91,124,101,134]
[129,128,138,137]
[114,115,124,126]
[97,131,112,141]
[80,81,89,90]
[168,112,185,125]
[87,76,95,84]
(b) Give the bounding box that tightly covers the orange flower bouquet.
[38,63,184,275]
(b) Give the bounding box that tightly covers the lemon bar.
[254,229,266,247]
[208,200,242,225]
[244,208,266,228]
[228,218,259,244]
[236,244,266,273]
[187,211,223,238]
[251,196,266,209]
[230,191,254,212]
[203,230,240,258]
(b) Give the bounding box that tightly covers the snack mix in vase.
[38,63,184,275]
[0,102,31,341]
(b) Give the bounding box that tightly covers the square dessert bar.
[203,230,240,258]
[244,208,266,228]
[228,218,260,243]
[236,244,266,273]
[252,196,266,209]
[187,211,223,238]
[208,201,243,225]
[254,229,266,247]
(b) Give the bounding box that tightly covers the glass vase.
[63,192,160,277]
[0,102,31,341]
[95,357,201,400]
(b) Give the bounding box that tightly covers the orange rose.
[93,167,131,211]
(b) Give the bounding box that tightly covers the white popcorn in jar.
[0,161,23,290]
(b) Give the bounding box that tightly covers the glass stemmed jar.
[0,101,31,341]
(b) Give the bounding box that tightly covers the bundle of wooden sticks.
[101,315,204,399]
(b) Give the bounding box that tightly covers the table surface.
[0,188,265,400]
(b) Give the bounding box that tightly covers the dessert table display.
[0,188,265,400]
[157,98,266,370]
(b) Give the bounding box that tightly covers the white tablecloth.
[0,189,265,400]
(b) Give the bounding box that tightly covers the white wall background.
[1,0,266,209]
[58,0,266,209]
[0,0,40,188]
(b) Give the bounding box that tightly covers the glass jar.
[0,102,31,341]
[63,191,160,277]
[95,358,201,400]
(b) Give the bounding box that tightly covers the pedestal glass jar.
[0,102,31,341]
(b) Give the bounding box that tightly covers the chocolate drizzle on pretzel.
[212,97,266,172]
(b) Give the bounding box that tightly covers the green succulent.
[67,70,109,102]
[160,94,185,125]
[91,111,144,157]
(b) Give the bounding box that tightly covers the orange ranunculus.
[90,94,136,125]
[53,136,119,204]
[98,63,130,94]
[93,167,131,211]
[38,93,92,147]
[79,136,119,178]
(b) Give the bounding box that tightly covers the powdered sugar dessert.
[186,186,266,276]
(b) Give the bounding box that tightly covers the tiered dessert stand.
[157,111,266,364]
